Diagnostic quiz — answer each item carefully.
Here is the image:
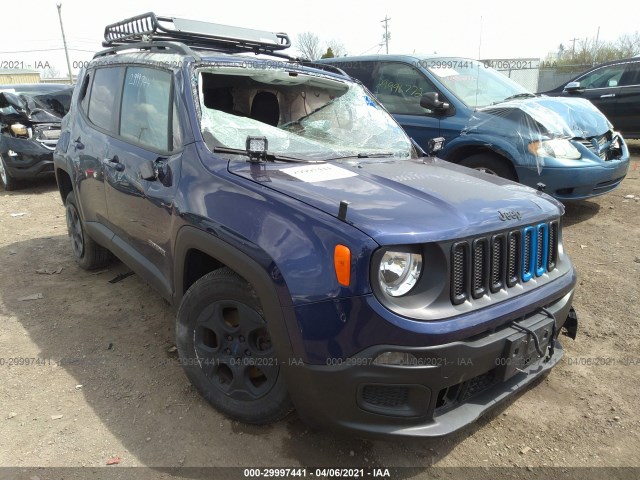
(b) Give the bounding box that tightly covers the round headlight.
[378,251,422,297]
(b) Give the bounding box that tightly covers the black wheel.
[176,268,292,424]
[0,153,21,191]
[460,153,518,181]
[65,191,111,269]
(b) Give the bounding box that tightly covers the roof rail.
[302,62,349,77]
[103,12,291,55]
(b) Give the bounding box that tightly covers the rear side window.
[620,61,640,87]
[120,67,173,152]
[87,67,123,132]
[79,72,92,113]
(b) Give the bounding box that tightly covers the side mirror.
[564,81,583,93]
[420,92,450,112]
[608,79,618,87]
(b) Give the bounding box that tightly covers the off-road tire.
[176,267,292,424]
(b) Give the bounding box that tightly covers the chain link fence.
[482,58,593,93]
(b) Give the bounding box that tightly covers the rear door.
[70,66,125,224]
[103,65,183,295]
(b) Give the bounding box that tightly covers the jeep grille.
[450,220,559,305]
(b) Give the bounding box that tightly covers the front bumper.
[516,140,630,201]
[284,291,575,438]
[1,136,55,179]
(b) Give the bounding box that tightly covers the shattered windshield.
[197,65,414,161]
[425,58,530,109]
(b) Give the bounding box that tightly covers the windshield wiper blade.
[501,93,536,102]
[326,152,394,161]
[212,146,309,163]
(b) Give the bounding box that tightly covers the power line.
[0,48,96,54]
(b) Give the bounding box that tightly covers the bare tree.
[327,39,348,57]
[296,32,322,60]
[615,32,640,58]
[549,31,640,68]
[40,66,61,79]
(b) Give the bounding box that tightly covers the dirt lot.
[1,144,639,477]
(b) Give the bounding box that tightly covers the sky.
[1,0,638,78]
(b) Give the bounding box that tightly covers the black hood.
[0,85,73,125]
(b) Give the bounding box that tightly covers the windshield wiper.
[213,146,310,163]
[501,93,536,103]
[326,152,394,161]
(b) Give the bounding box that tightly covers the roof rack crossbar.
[103,12,292,55]
[93,41,200,60]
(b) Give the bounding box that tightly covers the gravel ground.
[0,143,639,479]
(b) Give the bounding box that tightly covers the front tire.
[176,268,292,424]
[460,153,517,181]
[0,153,20,191]
[65,191,111,269]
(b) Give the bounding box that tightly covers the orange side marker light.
[334,244,351,286]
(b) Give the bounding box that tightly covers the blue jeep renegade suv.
[54,13,578,437]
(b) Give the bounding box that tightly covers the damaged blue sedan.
[321,56,630,201]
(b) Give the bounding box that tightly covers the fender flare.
[173,225,296,365]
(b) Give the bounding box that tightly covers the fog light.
[7,150,18,157]
[246,135,268,163]
[373,351,417,366]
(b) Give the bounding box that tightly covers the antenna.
[475,16,483,110]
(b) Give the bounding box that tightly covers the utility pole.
[57,3,74,84]
[381,16,391,54]
[569,37,578,59]
[593,26,600,66]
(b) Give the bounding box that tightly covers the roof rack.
[103,12,291,55]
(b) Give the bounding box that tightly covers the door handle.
[600,93,616,98]
[73,138,84,150]
[102,155,125,172]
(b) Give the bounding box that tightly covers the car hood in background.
[465,96,612,140]
[0,87,73,125]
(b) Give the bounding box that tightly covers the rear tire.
[176,268,292,424]
[460,153,517,181]
[65,191,111,270]
[0,153,20,191]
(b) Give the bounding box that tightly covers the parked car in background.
[320,55,630,201]
[0,83,73,190]
[54,13,579,437]
[541,57,640,139]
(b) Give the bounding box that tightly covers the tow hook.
[562,307,578,340]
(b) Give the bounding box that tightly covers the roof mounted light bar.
[103,12,291,54]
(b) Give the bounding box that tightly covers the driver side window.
[370,62,438,115]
